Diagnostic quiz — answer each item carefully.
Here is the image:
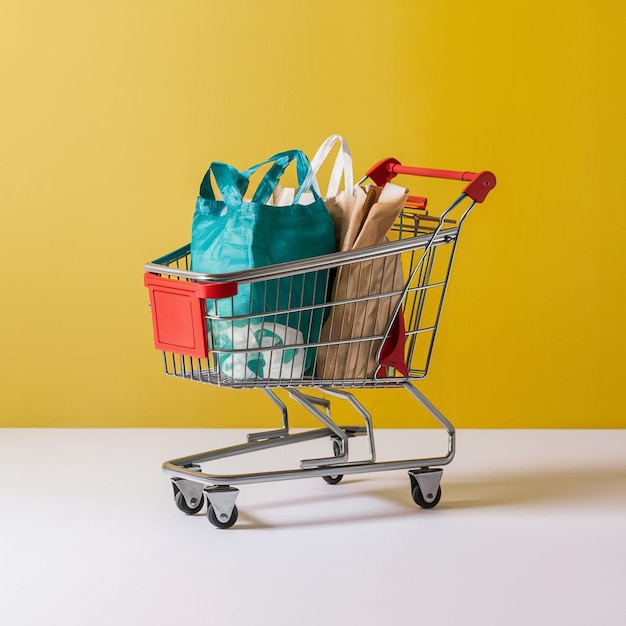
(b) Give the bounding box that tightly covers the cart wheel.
[174,489,205,515]
[207,504,239,529]
[322,439,344,485]
[411,485,442,509]
[323,474,344,485]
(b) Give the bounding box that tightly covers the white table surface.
[1,428,624,626]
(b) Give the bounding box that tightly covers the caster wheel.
[323,474,343,485]
[174,488,205,515]
[207,504,239,529]
[411,485,442,509]
[323,438,344,485]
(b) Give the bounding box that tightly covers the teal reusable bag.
[190,150,336,379]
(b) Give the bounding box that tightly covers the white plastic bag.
[213,321,306,380]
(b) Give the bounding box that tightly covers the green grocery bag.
[190,150,336,379]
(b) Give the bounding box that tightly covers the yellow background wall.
[1,0,624,428]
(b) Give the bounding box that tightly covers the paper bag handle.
[301,134,354,199]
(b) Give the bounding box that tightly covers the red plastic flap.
[406,195,428,210]
[143,273,237,299]
[144,274,211,358]
[376,311,409,378]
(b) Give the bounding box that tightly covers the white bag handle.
[300,134,354,199]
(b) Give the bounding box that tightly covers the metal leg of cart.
[246,389,290,442]
[403,381,454,508]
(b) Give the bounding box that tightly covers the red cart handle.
[366,158,496,203]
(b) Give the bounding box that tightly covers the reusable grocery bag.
[191,150,336,379]
[316,182,410,380]
[272,136,368,250]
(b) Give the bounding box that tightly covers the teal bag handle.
[199,162,251,206]
[245,150,313,204]
[198,150,320,207]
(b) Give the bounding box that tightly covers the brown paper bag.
[316,183,409,380]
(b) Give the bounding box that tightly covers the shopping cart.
[144,158,496,528]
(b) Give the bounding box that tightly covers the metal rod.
[145,227,460,284]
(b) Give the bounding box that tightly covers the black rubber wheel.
[322,438,344,485]
[332,439,342,457]
[323,474,344,485]
[207,504,239,529]
[174,489,205,515]
[411,484,442,509]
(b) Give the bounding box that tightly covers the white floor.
[1,428,624,626]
